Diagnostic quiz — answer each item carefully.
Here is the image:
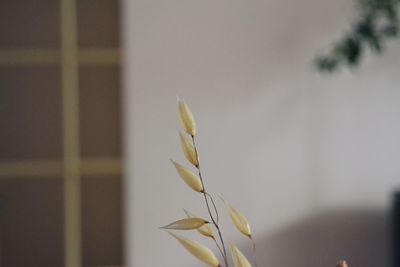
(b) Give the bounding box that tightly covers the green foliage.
[315,0,400,72]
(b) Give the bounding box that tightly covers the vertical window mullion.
[61,0,82,266]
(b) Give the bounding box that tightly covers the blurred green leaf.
[315,0,400,72]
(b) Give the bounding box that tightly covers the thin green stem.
[191,135,229,267]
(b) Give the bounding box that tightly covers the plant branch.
[212,236,225,262]
[315,0,400,72]
[252,238,258,267]
[206,192,219,224]
[191,135,229,267]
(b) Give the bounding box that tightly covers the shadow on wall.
[250,209,391,267]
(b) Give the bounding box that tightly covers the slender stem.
[212,237,225,261]
[252,239,258,267]
[206,192,219,223]
[214,222,229,267]
[191,135,229,267]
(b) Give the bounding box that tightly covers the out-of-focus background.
[0,0,123,267]
[0,0,400,267]
[123,0,400,267]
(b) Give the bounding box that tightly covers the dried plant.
[168,231,221,267]
[231,244,252,267]
[161,98,255,267]
[161,98,347,267]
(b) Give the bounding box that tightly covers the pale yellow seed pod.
[171,160,203,192]
[184,209,214,239]
[179,131,198,166]
[178,99,196,136]
[222,197,252,239]
[160,218,209,230]
[167,231,221,267]
[231,244,252,267]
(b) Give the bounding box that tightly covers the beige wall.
[123,0,400,266]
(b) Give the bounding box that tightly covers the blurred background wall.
[123,0,400,266]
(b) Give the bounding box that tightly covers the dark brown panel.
[0,67,62,160]
[0,178,64,267]
[77,0,120,48]
[81,176,123,266]
[79,66,121,157]
[0,0,60,48]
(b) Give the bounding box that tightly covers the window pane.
[79,66,122,157]
[0,67,62,160]
[82,176,123,266]
[0,0,60,48]
[0,178,64,267]
[78,0,120,48]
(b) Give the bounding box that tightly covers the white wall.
[122,0,400,266]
